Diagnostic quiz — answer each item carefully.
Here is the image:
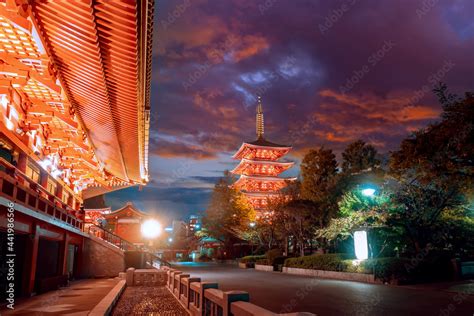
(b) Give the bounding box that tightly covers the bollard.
[126,267,135,286]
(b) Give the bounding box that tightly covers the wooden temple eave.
[0,0,154,198]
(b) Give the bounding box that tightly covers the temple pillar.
[23,224,40,296]
[58,232,70,276]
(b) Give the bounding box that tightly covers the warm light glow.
[354,230,369,260]
[361,188,376,197]
[249,222,256,228]
[141,219,162,239]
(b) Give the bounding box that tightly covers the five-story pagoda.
[231,97,296,216]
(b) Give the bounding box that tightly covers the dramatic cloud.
[106,0,474,218]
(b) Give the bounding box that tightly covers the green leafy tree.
[273,198,321,256]
[300,147,338,221]
[389,85,473,254]
[318,189,390,240]
[389,181,466,253]
[342,139,380,174]
[390,84,473,186]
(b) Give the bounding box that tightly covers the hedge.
[255,258,271,265]
[284,253,352,271]
[284,254,422,283]
[240,255,266,264]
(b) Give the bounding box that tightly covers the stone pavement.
[1,278,119,315]
[111,285,187,315]
[174,262,474,315]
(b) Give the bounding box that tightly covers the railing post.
[174,273,189,298]
[183,277,200,309]
[223,291,249,316]
[126,267,135,286]
[199,282,218,316]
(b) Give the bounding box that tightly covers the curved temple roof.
[0,0,154,199]
[31,0,154,185]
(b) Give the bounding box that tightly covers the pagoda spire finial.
[256,95,264,139]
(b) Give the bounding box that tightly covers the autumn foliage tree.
[202,171,255,258]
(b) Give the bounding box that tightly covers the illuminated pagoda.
[231,97,296,215]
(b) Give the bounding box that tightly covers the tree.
[342,139,379,174]
[388,180,466,253]
[390,84,473,186]
[273,198,321,256]
[202,171,255,258]
[317,187,397,257]
[389,85,473,254]
[300,147,338,221]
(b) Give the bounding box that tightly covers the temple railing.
[0,158,83,230]
[87,224,138,251]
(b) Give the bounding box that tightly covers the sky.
[105,0,474,224]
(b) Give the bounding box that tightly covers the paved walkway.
[173,262,474,316]
[1,278,119,315]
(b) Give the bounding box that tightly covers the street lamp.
[141,219,162,239]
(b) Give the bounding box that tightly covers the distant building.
[103,202,150,246]
[188,214,202,235]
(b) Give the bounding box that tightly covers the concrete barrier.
[238,262,254,269]
[89,279,126,316]
[282,267,376,283]
[255,264,274,272]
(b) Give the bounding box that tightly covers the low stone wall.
[161,266,315,316]
[282,267,376,283]
[255,264,273,272]
[81,234,125,278]
[89,280,126,316]
[238,262,254,269]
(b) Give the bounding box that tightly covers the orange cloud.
[232,35,269,62]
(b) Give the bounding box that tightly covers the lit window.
[46,177,57,195]
[25,162,40,183]
[62,190,69,204]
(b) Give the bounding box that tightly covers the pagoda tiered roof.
[232,137,292,160]
[233,175,297,192]
[231,158,294,176]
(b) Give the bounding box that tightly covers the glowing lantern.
[354,230,369,260]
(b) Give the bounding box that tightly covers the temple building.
[0,0,154,298]
[231,97,296,216]
[103,202,150,246]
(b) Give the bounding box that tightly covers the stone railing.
[123,268,167,286]
[161,266,315,316]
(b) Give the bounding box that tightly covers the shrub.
[197,254,212,262]
[284,253,351,271]
[255,258,271,265]
[240,255,266,264]
[361,257,412,283]
[265,249,283,264]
